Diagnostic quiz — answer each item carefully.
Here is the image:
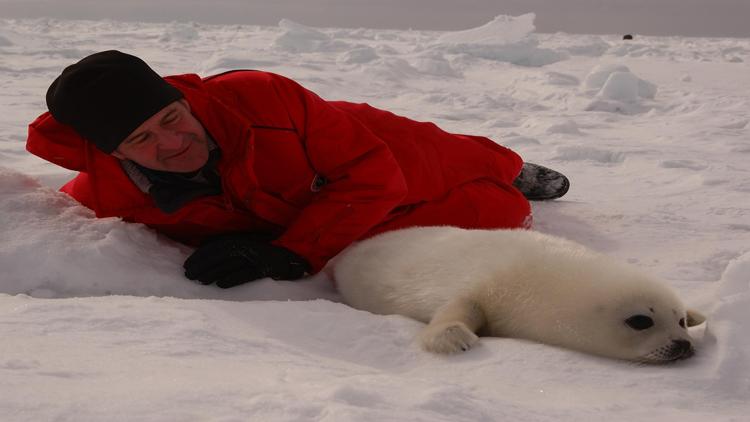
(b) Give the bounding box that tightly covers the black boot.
[512,162,569,201]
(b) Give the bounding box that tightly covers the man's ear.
[180,98,191,112]
[111,151,126,160]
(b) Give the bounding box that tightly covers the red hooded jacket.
[26,70,530,272]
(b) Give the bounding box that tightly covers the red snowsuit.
[27,71,531,272]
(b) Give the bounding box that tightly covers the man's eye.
[163,115,180,125]
[129,134,150,145]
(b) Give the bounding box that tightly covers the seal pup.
[331,226,705,362]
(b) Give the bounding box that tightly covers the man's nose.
[156,130,184,149]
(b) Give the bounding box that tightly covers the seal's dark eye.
[625,315,654,330]
[679,318,686,328]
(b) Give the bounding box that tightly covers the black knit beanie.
[46,50,184,153]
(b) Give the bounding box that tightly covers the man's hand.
[183,234,309,288]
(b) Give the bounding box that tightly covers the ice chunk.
[599,71,640,102]
[274,19,351,53]
[159,22,200,43]
[584,64,631,91]
[431,14,566,67]
[338,46,379,65]
[583,63,658,114]
[437,13,536,46]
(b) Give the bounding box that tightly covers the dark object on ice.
[512,163,570,201]
[623,34,634,40]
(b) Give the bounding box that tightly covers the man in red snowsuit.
[27,51,568,287]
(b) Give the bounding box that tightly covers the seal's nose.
[673,339,694,359]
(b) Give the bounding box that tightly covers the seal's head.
[556,266,706,363]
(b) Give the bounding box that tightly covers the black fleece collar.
[121,138,222,214]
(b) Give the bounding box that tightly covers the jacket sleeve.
[263,74,408,272]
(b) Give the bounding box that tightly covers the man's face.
[112,99,210,172]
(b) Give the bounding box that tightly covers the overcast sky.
[2,0,749,38]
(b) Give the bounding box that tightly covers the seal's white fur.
[332,226,705,362]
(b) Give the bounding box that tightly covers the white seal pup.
[331,226,705,363]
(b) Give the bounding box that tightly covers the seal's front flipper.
[419,297,486,354]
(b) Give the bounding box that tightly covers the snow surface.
[1,14,750,421]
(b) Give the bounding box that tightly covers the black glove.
[183,233,310,288]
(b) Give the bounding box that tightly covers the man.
[27,50,568,288]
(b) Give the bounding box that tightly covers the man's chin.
[159,149,209,173]
[167,155,210,173]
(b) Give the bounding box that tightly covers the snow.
[1,13,750,421]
